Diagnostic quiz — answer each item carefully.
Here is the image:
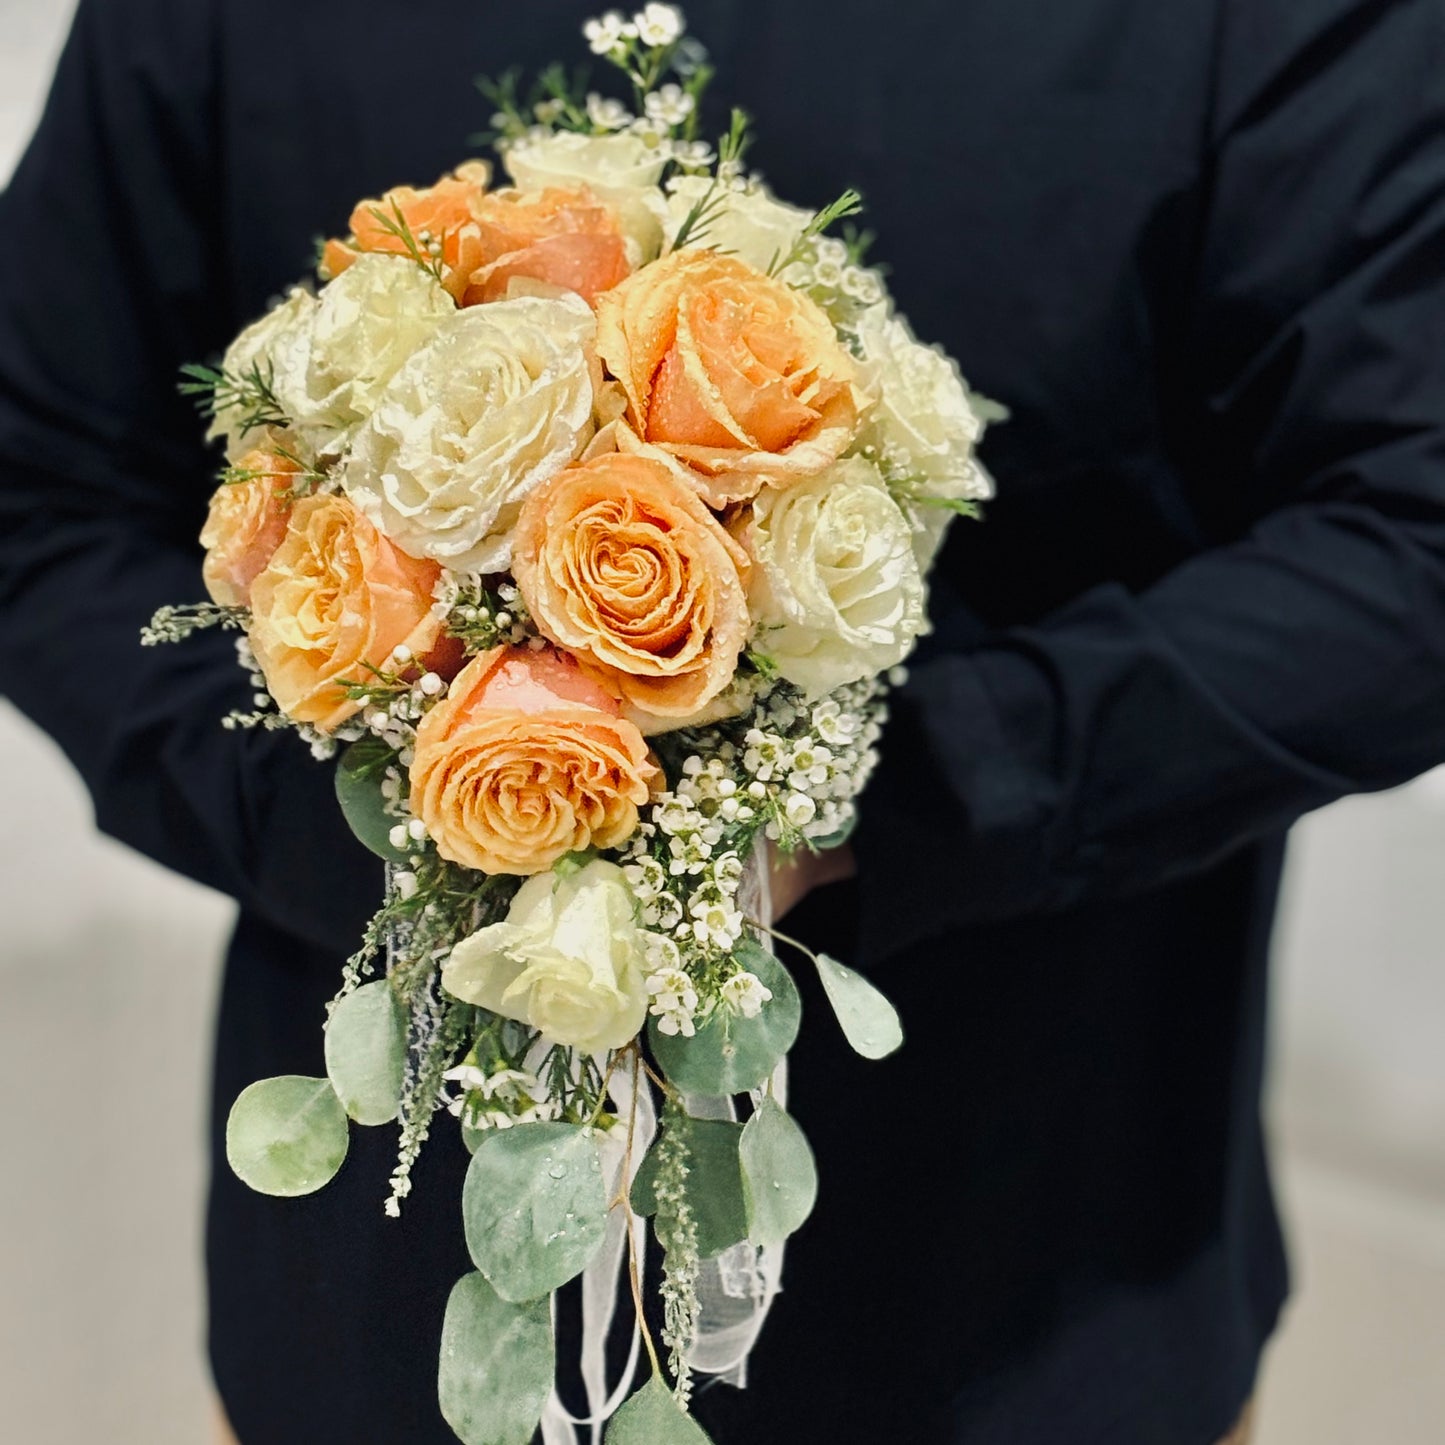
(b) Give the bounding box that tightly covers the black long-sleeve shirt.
[2,2,1443,1443]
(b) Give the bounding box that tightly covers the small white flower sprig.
[484,7,709,163]
[620,674,889,1041]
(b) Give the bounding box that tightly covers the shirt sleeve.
[853,0,1445,955]
[0,0,379,954]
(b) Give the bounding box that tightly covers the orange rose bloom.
[321,161,490,296]
[199,449,298,607]
[248,494,442,732]
[595,249,862,507]
[512,453,750,728]
[457,186,633,307]
[409,646,657,875]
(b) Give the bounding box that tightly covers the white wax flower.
[853,307,993,567]
[745,456,926,698]
[341,295,596,574]
[441,860,651,1055]
[265,255,455,461]
[505,131,668,261]
[663,176,814,274]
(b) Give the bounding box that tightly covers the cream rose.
[504,131,667,263]
[596,250,862,508]
[269,254,456,460]
[208,289,317,462]
[744,456,925,698]
[247,493,444,731]
[854,307,993,567]
[340,294,598,575]
[511,453,751,731]
[662,177,813,274]
[442,860,651,1054]
[409,646,657,876]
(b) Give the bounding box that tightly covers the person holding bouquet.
[2,3,1444,1444]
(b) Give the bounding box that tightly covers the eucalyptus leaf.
[324,981,406,1124]
[335,737,412,864]
[739,1097,818,1246]
[438,1271,553,1445]
[463,1123,608,1302]
[631,1116,748,1260]
[605,1375,715,1443]
[649,944,800,1095]
[225,1075,349,1197]
[814,953,904,1060]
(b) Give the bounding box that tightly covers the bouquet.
[145,9,995,1441]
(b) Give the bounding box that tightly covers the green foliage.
[632,1116,748,1260]
[438,1272,554,1445]
[334,737,413,864]
[366,199,445,283]
[605,1375,715,1444]
[179,359,286,434]
[462,1123,609,1302]
[768,188,866,278]
[225,1076,349,1197]
[649,943,800,1096]
[671,109,752,252]
[324,980,406,1125]
[739,1097,818,1246]
[814,953,903,1060]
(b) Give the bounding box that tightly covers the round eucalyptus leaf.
[324,981,406,1125]
[605,1375,715,1443]
[463,1122,609,1303]
[438,1271,553,1445]
[739,1097,818,1247]
[649,945,800,1096]
[631,1116,749,1260]
[335,737,412,864]
[814,953,904,1060]
[226,1075,349,1197]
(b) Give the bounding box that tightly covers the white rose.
[746,456,926,698]
[208,287,317,462]
[505,131,668,262]
[854,307,993,567]
[340,294,597,574]
[663,176,814,274]
[442,861,651,1055]
[270,254,455,461]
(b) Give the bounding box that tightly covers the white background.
[1,3,1442,1440]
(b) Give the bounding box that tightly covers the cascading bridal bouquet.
[144,8,996,1441]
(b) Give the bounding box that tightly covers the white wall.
[0,3,1441,1440]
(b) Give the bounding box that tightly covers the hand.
[769,841,858,922]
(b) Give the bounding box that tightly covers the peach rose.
[595,250,863,507]
[199,449,298,607]
[321,162,491,297]
[248,494,443,731]
[457,186,633,307]
[511,453,750,730]
[409,646,657,876]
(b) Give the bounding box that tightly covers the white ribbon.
[538,850,785,1439]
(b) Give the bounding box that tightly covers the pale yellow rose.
[271,254,456,460]
[511,453,750,731]
[409,646,657,876]
[208,289,316,462]
[505,131,668,263]
[441,859,651,1053]
[341,295,598,574]
[661,177,813,274]
[596,250,863,507]
[853,307,993,567]
[199,450,299,607]
[743,456,926,698]
[248,493,443,731]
